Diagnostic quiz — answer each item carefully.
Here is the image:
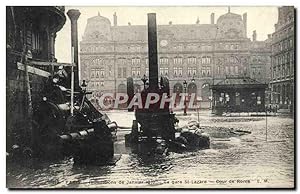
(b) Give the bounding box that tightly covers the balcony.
[41,6,66,32]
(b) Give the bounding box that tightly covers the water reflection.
[7,115,295,188]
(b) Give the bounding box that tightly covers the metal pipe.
[147,13,158,90]
[67,9,81,89]
[59,128,95,140]
[71,47,74,116]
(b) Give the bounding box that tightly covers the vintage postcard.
[6,6,295,189]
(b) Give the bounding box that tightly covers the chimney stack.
[211,13,215,24]
[147,13,159,90]
[252,30,257,41]
[243,13,247,37]
[67,9,81,88]
[113,12,117,26]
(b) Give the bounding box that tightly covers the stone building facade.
[6,6,66,146]
[80,10,271,107]
[270,6,295,111]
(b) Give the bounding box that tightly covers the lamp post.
[79,80,88,111]
[81,79,87,92]
[208,96,212,109]
[183,80,188,115]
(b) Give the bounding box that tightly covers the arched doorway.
[187,82,197,94]
[118,83,127,93]
[173,83,183,94]
[117,83,127,109]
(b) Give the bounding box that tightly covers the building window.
[230,56,239,64]
[174,67,178,77]
[286,64,290,76]
[118,58,127,65]
[145,59,149,66]
[160,67,168,76]
[230,66,234,75]
[100,67,104,78]
[201,56,211,64]
[132,57,141,65]
[123,67,127,78]
[159,57,169,65]
[174,57,183,64]
[91,69,95,78]
[225,66,229,75]
[188,67,192,77]
[192,67,197,76]
[118,67,122,78]
[201,66,211,77]
[179,67,183,77]
[131,67,136,77]
[252,67,256,76]
[136,67,141,77]
[145,67,149,76]
[187,57,197,64]
[95,69,100,78]
[217,65,221,75]
[273,67,276,79]
[235,66,239,74]
[31,31,41,51]
[108,66,112,77]
[187,67,197,77]
[95,58,102,65]
[289,39,293,48]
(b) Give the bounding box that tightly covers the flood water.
[7,110,294,188]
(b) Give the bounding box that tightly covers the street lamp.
[183,80,188,115]
[81,79,87,92]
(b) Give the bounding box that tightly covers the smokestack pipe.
[211,13,215,24]
[147,13,158,90]
[113,12,117,26]
[67,9,81,88]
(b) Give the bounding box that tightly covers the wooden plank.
[28,60,75,67]
[17,62,51,78]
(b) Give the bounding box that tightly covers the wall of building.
[6,6,66,146]
[270,6,295,110]
[79,10,272,107]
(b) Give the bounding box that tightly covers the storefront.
[211,77,267,114]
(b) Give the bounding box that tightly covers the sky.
[55,6,278,63]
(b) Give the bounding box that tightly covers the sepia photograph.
[5,5,295,189]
